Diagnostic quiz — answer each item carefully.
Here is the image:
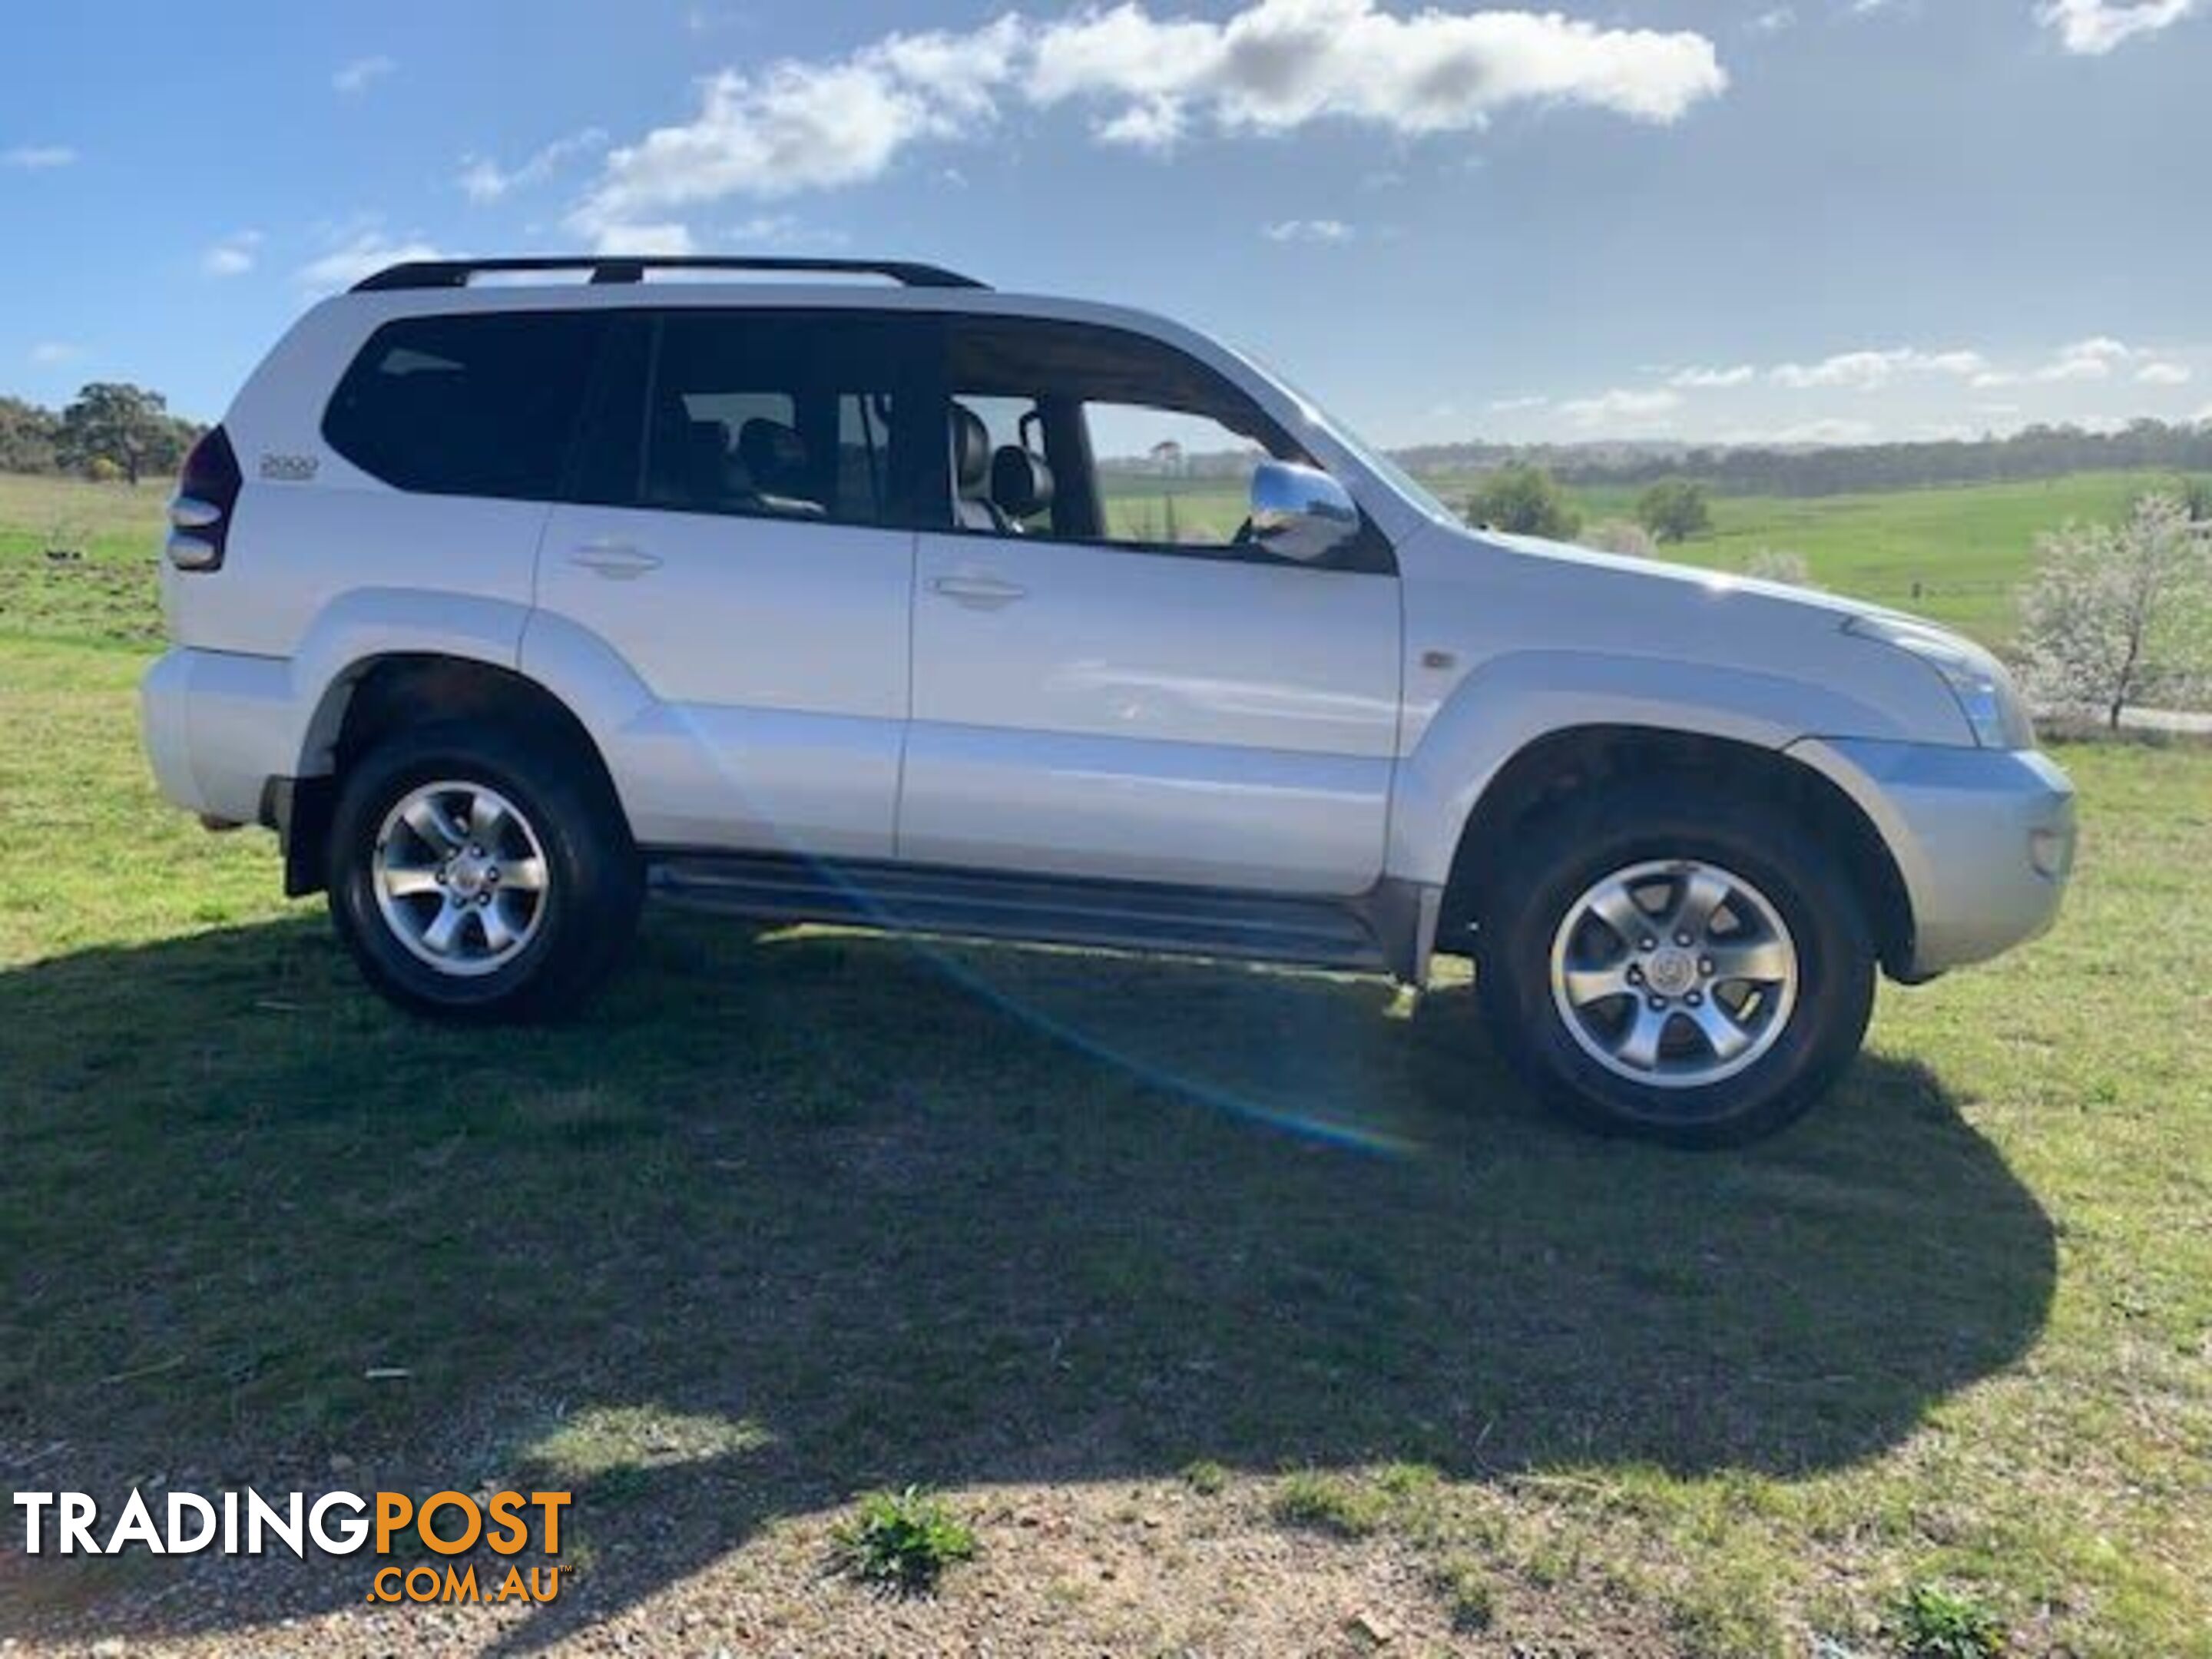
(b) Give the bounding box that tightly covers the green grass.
[1272,1470,1393,1538]
[3,473,2210,1652]
[1590,471,2167,645]
[829,1486,979,1594]
[1889,1581,2009,1659]
[0,472,165,648]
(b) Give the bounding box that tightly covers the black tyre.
[326,721,643,1021]
[1473,782,1875,1147]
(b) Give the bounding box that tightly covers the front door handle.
[571,542,663,580]
[930,573,1028,609]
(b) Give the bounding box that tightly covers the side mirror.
[1249,460,1359,564]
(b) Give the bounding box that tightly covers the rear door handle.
[930,574,1028,609]
[571,543,663,580]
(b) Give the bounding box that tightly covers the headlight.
[1844,614,2032,749]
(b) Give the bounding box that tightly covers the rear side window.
[565,310,935,531]
[323,312,604,500]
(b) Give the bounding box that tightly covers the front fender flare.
[1388,649,1918,888]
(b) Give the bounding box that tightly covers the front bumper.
[1787,737,2077,978]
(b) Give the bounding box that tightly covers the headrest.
[950,403,992,492]
[990,445,1055,521]
[737,418,807,482]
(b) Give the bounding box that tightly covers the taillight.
[168,426,242,572]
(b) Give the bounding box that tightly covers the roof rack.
[351,256,990,293]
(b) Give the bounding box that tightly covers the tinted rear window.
[323,312,604,500]
[563,309,939,529]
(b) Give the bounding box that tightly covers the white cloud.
[297,232,445,291]
[1771,346,1986,391]
[1670,363,1756,388]
[1262,217,1354,243]
[1749,7,1796,31]
[1027,1,1728,136]
[726,213,849,250]
[201,230,263,277]
[2002,336,2135,383]
[28,341,82,366]
[1772,351,1892,390]
[571,3,1726,231]
[1560,387,1681,426]
[1488,395,1549,412]
[1097,98,1189,150]
[333,55,396,94]
[459,129,608,203]
[575,15,1025,238]
[2,144,76,170]
[2038,0,2200,55]
[2135,360,2193,386]
[589,221,696,256]
[2058,334,2131,363]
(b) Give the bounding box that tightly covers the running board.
[649,853,1392,974]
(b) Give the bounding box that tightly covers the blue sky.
[2,0,2204,445]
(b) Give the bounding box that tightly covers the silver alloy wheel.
[1547,858,1800,1091]
[373,780,550,979]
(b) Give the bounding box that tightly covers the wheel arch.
[283,653,629,899]
[1438,724,1917,979]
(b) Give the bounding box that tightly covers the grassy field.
[1,475,2209,1655]
[0,475,166,649]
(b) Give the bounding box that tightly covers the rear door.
[529,308,933,857]
[900,316,1403,895]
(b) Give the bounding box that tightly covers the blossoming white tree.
[2016,494,2212,730]
[1742,548,1817,588]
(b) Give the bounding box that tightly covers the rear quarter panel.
[164,298,548,660]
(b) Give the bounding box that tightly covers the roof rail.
[351,256,990,293]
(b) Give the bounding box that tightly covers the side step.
[649,853,1391,973]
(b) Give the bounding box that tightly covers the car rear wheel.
[1474,783,1875,1147]
[327,722,642,1021]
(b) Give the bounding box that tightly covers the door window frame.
[558,306,942,534]
[926,314,1397,576]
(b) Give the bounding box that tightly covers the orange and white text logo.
[13,1488,571,1606]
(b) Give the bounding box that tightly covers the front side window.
[942,316,1382,566]
[323,311,604,500]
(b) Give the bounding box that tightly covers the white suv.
[142,255,2077,1145]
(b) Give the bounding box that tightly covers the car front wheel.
[1475,784,1876,1147]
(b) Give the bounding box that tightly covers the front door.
[899,317,1402,896]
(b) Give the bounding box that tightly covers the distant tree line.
[1413,418,2212,500]
[0,384,204,484]
[1118,416,2212,503]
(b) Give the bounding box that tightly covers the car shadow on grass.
[0,909,2056,1648]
